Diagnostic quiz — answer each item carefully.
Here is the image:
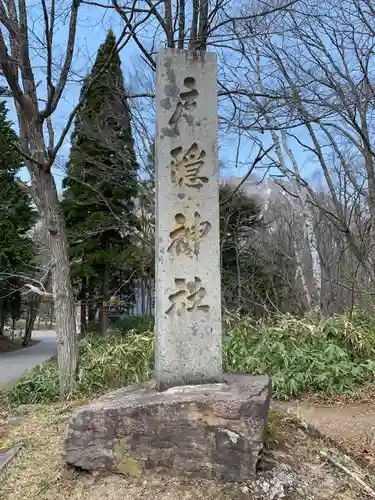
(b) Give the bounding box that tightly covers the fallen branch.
[0,444,23,472]
[0,271,52,298]
[320,451,375,499]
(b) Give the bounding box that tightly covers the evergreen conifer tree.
[0,102,36,335]
[62,30,138,333]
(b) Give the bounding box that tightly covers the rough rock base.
[64,374,271,481]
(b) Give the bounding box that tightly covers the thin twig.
[320,451,375,498]
[221,145,274,204]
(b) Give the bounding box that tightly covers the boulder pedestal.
[64,374,271,481]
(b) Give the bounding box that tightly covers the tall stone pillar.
[154,49,222,390]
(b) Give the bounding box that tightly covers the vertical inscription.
[156,50,222,388]
[166,75,211,314]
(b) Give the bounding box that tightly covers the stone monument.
[64,49,271,481]
[155,49,222,390]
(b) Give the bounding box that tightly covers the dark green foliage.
[220,185,263,286]
[117,314,154,334]
[220,184,262,311]
[62,30,138,329]
[220,185,294,316]
[0,102,36,330]
[130,144,155,314]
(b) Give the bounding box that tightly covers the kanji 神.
[168,212,211,256]
[170,143,208,188]
[166,277,210,315]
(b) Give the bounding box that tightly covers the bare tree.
[0,0,84,394]
[0,0,303,395]
[0,0,149,393]
[22,220,52,345]
[227,0,375,313]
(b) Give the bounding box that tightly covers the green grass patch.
[5,309,375,406]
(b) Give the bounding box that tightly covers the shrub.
[223,312,375,399]
[6,310,375,406]
[7,331,154,406]
[76,331,154,393]
[117,315,154,335]
[7,362,59,406]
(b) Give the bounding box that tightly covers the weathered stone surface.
[155,49,222,390]
[64,374,271,481]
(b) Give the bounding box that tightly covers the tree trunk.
[34,168,77,396]
[48,303,54,328]
[23,298,40,346]
[293,239,312,310]
[11,316,16,341]
[141,274,145,315]
[79,269,87,335]
[0,300,4,336]
[234,235,242,310]
[88,300,95,323]
[80,300,87,335]
[99,236,110,334]
[80,300,86,334]
[148,278,153,315]
[99,261,109,334]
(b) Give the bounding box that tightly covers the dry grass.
[0,403,370,500]
[274,396,375,477]
[0,403,248,500]
[0,403,78,499]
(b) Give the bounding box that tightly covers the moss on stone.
[118,457,141,476]
[114,438,141,476]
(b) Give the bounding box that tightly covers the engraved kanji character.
[168,212,211,256]
[170,143,208,188]
[166,277,210,316]
[168,77,199,126]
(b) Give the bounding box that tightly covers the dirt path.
[273,397,375,470]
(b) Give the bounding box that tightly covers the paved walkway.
[0,330,56,389]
